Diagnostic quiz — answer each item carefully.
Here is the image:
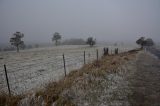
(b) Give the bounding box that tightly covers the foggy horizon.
[0,0,160,45]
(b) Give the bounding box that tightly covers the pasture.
[0,45,135,94]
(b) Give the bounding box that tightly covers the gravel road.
[128,51,160,106]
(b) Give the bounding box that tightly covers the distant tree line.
[7,31,98,52]
[7,31,157,53]
[62,38,86,45]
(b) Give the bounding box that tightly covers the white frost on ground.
[60,61,135,106]
[0,45,135,94]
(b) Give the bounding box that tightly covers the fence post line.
[96,49,98,61]
[103,48,106,56]
[107,48,109,55]
[84,51,86,64]
[62,54,66,77]
[4,64,11,96]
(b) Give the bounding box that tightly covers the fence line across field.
[1,47,121,95]
[1,50,100,73]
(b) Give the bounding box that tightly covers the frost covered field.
[0,45,135,94]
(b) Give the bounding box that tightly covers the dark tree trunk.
[55,40,58,46]
[16,45,19,52]
[90,42,93,47]
[141,45,143,49]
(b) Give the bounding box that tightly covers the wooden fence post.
[84,51,86,64]
[96,49,98,61]
[107,48,109,55]
[4,64,11,96]
[103,48,106,56]
[104,47,109,56]
[62,54,66,77]
[115,48,119,54]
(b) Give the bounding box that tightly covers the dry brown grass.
[0,92,23,106]
[38,49,139,105]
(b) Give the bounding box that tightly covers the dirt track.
[128,51,160,106]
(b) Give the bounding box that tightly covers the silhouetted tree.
[52,32,62,46]
[136,37,154,49]
[10,32,24,52]
[144,38,154,47]
[136,37,145,49]
[86,37,96,47]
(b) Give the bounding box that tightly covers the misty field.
[0,45,135,95]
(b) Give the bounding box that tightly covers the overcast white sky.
[0,0,160,44]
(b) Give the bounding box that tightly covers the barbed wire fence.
[0,47,131,95]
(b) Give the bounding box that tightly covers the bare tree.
[10,32,24,52]
[52,32,62,46]
[86,37,96,47]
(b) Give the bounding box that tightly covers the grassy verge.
[38,49,139,105]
